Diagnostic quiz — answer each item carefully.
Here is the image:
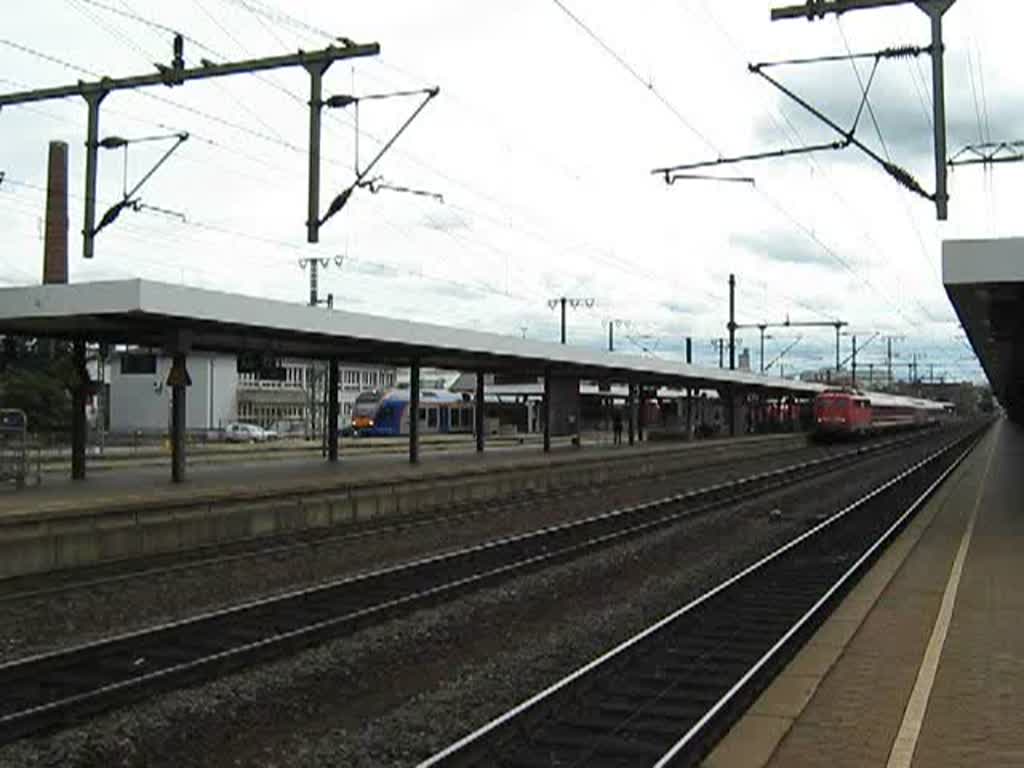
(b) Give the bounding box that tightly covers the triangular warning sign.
[166,358,192,387]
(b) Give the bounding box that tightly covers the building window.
[427,408,438,428]
[344,370,360,386]
[120,353,157,375]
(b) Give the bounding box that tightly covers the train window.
[428,408,438,428]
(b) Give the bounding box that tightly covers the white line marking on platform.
[885,422,1001,768]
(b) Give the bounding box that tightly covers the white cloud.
[0,0,1003,379]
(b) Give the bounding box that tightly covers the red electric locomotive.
[812,388,873,438]
[812,387,941,440]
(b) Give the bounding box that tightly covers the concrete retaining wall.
[0,436,798,579]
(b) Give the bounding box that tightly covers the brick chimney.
[43,140,69,284]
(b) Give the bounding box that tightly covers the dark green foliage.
[0,335,75,432]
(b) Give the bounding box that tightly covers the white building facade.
[106,349,399,435]
[237,359,397,434]
[107,350,238,434]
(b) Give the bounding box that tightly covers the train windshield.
[353,391,383,417]
[815,393,848,412]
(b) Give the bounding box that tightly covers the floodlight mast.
[769,0,956,220]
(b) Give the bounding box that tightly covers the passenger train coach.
[812,387,949,440]
[350,388,475,437]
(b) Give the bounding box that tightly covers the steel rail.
[0,428,944,744]
[417,424,983,767]
[653,427,979,766]
[0,435,816,602]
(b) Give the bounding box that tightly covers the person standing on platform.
[613,409,623,445]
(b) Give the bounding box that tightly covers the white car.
[224,423,268,443]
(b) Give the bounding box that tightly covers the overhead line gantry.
[0,36,381,258]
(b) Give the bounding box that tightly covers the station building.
[106,349,238,434]
[102,349,397,436]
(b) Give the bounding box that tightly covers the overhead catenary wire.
[3,5,967,355]
[403,3,938,331]
[968,25,996,228]
[836,18,942,291]
[206,0,813,326]
[970,27,992,145]
[235,0,295,51]
[836,21,892,163]
[68,0,293,147]
[687,1,923,325]
[0,37,332,160]
[0,60,794,346]
[550,0,717,153]
[0,175,540,309]
[168,1,708,311]
[66,0,366,163]
[541,5,931,331]
[0,91,592,319]
[0,40,659,319]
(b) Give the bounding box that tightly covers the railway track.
[417,423,987,768]
[0,426,959,745]
[0,434,825,602]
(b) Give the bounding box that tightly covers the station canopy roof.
[943,237,1024,422]
[0,279,935,406]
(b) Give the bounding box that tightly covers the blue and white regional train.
[350,388,475,437]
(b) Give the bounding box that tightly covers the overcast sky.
[2,0,1018,381]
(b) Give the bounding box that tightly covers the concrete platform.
[0,433,801,579]
[705,418,1022,767]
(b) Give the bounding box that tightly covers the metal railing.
[0,409,40,489]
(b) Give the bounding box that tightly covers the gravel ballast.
[0,439,855,662]
[0,428,965,768]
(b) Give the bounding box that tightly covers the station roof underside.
[943,238,1024,422]
[0,279,934,407]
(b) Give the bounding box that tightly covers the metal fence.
[0,409,38,489]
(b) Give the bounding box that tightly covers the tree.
[0,335,75,433]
